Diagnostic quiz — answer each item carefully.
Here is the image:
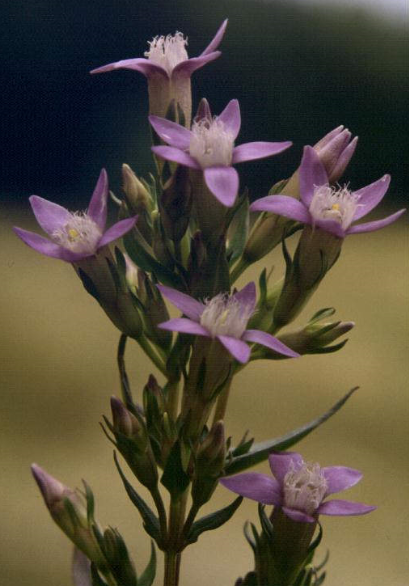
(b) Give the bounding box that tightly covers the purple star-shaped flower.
[14,170,137,262]
[91,20,227,81]
[250,146,405,238]
[149,99,292,207]
[220,451,376,523]
[157,282,299,363]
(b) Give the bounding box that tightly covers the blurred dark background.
[1,0,408,208]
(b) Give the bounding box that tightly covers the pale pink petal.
[268,452,304,484]
[220,473,281,505]
[218,99,241,140]
[242,330,300,358]
[329,136,358,182]
[317,499,376,516]
[299,146,328,207]
[13,227,84,262]
[203,166,239,207]
[250,195,312,225]
[156,285,205,320]
[98,217,137,247]
[158,318,209,336]
[232,141,292,164]
[282,506,316,523]
[29,196,71,236]
[201,19,228,55]
[322,466,363,495]
[313,126,344,150]
[313,217,346,238]
[149,116,192,149]
[151,145,200,169]
[347,209,406,235]
[87,169,108,230]
[233,282,256,312]
[172,52,221,77]
[352,175,391,220]
[217,335,251,363]
[91,58,168,78]
[72,548,92,586]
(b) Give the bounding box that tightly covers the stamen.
[200,293,254,338]
[144,32,188,75]
[309,185,359,230]
[189,118,234,168]
[283,461,328,515]
[51,212,102,255]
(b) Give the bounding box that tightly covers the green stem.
[152,486,168,543]
[230,256,251,284]
[182,502,200,538]
[117,334,133,407]
[212,376,233,424]
[163,490,189,586]
[136,335,168,376]
[167,379,180,422]
[163,551,181,586]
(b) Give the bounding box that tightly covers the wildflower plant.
[15,19,405,586]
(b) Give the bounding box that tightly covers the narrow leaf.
[186,496,243,545]
[227,194,249,266]
[160,440,190,497]
[225,388,358,476]
[138,541,157,586]
[90,564,108,586]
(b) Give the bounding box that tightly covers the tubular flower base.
[251,146,405,238]
[14,170,137,262]
[220,451,376,522]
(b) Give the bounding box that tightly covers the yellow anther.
[68,228,79,240]
[220,309,229,324]
[331,203,340,211]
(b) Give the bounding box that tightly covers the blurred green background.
[1,0,408,584]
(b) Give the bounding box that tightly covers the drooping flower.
[90,21,228,123]
[14,170,137,262]
[220,451,376,523]
[157,282,299,363]
[150,99,292,207]
[250,146,405,238]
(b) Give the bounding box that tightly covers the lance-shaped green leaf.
[160,440,190,497]
[114,453,162,547]
[185,496,243,545]
[224,388,357,476]
[138,541,157,586]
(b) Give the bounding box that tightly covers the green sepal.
[308,521,323,555]
[113,452,162,547]
[311,339,349,354]
[83,481,95,524]
[224,388,358,476]
[258,504,274,540]
[231,431,254,458]
[77,268,100,302]
[227,192,249,266]
[160,440,190,497]
[138,541,157,586]
[243,521,260,554]
[185,496,243,545]
[309,307,336,324]
[90,564,109,586]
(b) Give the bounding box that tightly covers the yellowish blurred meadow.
[1,206,408,585]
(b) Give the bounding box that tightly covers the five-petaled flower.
[150,99,292,207]
[14,170,137,262]
[157,282,299,363]
[220,451,376,523]
[250,146,405,238]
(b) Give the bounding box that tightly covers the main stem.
[163,490,189,586]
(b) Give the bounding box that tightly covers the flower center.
[144,32,188,76]
[189,118,235,168]
[309,185,359,231]
[51,212,102,255]
[200,293,253,339]
[283,461,328,516]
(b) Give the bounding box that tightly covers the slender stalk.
[182,502,200,538]
[164,490,189,586]
[117,334,133,407]
[137,335,168,376]
[163,551,181,586]
[152,486,168,543]
[166,379,180,422]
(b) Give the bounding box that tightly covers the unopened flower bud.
[102,527,137,584]
[192,421,226,506]
[31,465,106,567]
[110,397,147,448]
[152,212,175,269]
[313,126,358,183]
[278,319,354,356]
[122,164,151,212]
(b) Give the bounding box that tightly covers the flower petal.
[232,141,292,164]
[87,169,108,230]
[172,51,221,77]
[98,217,137,248]
[156,285,205,320]
[13,227,84,262]
[347,209,406,235]
[282,507,316,523]
[352,174,391,220]
[158,318,209,337]
[220,473,281,505]
[233,282,256,313]
[250,195,312,224]
[29,196,71,236]
[313,125,344,150]
[217,99,241,140]
[242,329,300,358]
[91,58,168,78]
[317,499,376,516]
[217,335,250,363]
[329,136,358,182]
[151,146,200,169]
[201,19,228,55]
[149,116,192,149]
[313,217,346,238]
[322,466,363,495]
[268,452,304,484]
[299,146,328,207]
[194,98,212,122]
[203,166,239,207]
[72,548,92,586]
